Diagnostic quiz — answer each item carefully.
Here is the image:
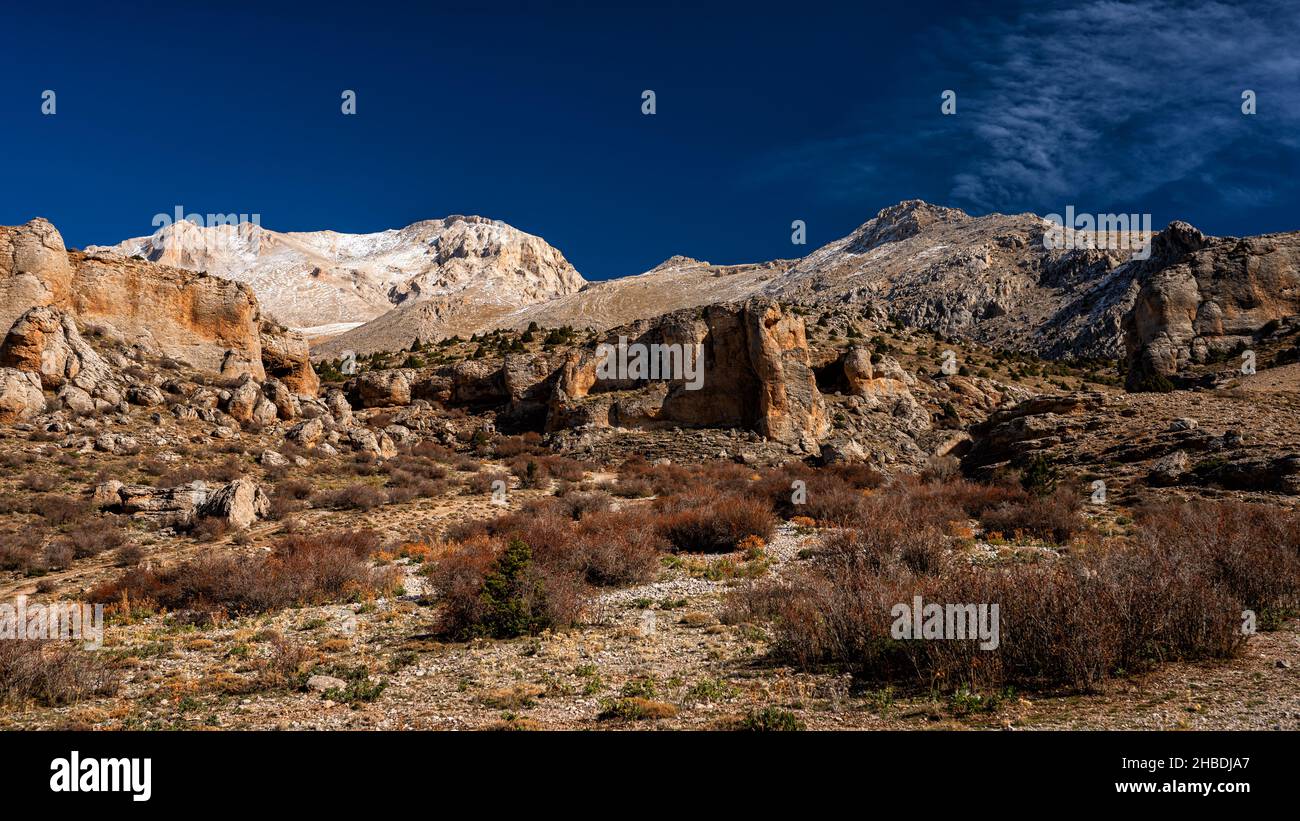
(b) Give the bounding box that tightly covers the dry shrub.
[463,470,509,496]
[269,478,314,519]
[383,456,449,483]
[657,492,776,553]
[1134,498,1300,628]
[618,458,697,497]
[33,494,91,526]
[409,441,460,464]
[65,521,127,559]
[257,639,319,689]
[313,483,388,511]
[979,487,1083,545]
[558,509,664,586]
[89,529,398,615]
[0,641,119,706]
[509,457,550,488]
[276,478,315,500]
[553,488,613,520]
[21,472,58,492]
[347,452,381,476]
[794,476,864,525]
[384,483,429,505]
[43,539,74,570]
[453,456,482,473]
[444,503,663,588]
[493,434,546,458]
[826,463,886,489]
[156,464,206,488]
[114,544,145,567]
[208,455,247,482]
[189,516,230,543]
[729,493,1286,693]
[608,476,653,498]
[0,528,44,572]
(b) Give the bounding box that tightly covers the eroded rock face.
[259,321,320,396]
[72,250,267,379]
[0,306,124,412]
[1123,222,1300,388]
[0,220,325,419]
[0,219,74,338]
[0,368,45,423]
[549,299,828,448]
[111,481,212,523]
[964,392,1106,468]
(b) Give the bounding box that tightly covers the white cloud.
[948,0,1300,210]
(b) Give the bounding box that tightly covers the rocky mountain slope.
[87,216,585,333]
[314,256,793,358]
[316,200,1150,360]
[764,200,1142,359]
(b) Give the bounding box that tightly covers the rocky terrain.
[88,216,585,334]
[2,208,1298,732]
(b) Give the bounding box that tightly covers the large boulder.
[547,299,828,448]
[112,481,212,523]
[222,377,262,424]
[287,417,325,448]
[0,218,74,338]
[324,388,353,426]
[450,360,504,404]
[0,368,45,423]
[1123,222,1300,389]
[260,379,300,421]
[0,307,119,405]
[353,369,411,407]
[259,321,320,396]
[196,478,270,529]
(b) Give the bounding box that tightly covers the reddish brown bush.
[979,487,1083,544]
[43,539,74,570]
[312,483,388,511]
[727,490,1285,694]
[0,528,44,572]
[0,641,119,706]
[20,472,58,492]
[65,521,128,559]
[33,494,91,526]
[462,470,508,496]
[657,493,776,553]
[89,529,397,614]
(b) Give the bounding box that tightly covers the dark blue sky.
[2,0,1297,280]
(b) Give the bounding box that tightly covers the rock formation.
[1123,222,1300,389]
[0,219,320,404]
[0,219,74,339]
[548,299,828,449]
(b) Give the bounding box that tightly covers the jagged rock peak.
[648,255,709,271]
[845,199,971,252]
